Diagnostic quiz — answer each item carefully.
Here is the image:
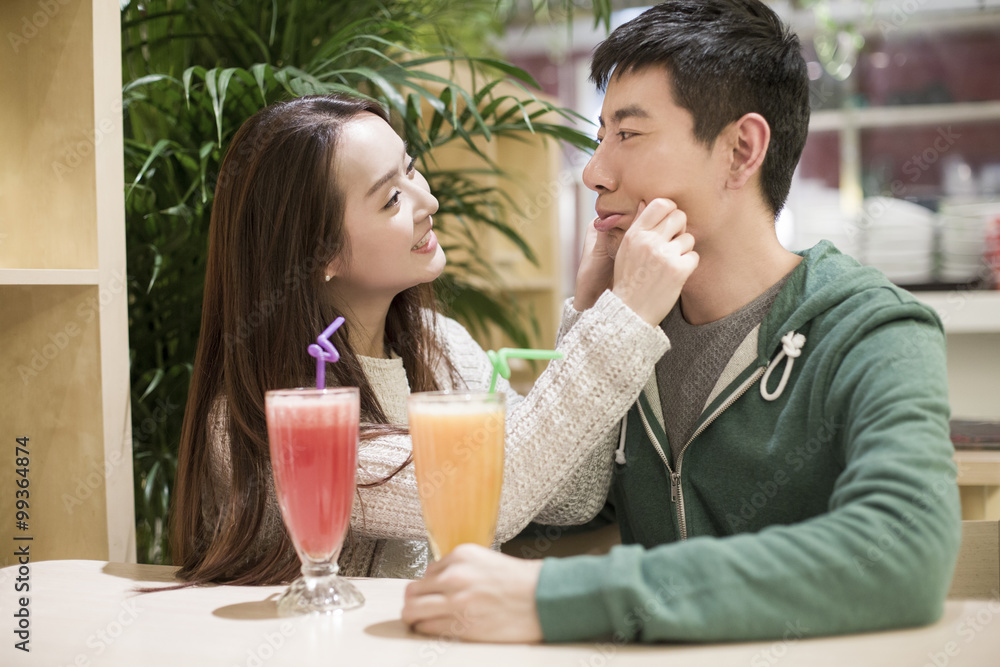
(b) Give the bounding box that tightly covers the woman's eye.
[384,190,401,209]
[406,156,417,174]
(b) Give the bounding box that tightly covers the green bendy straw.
[487,348,564,393]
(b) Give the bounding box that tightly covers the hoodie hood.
[755,241,943,365]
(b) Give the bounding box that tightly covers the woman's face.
[330,113,444,299]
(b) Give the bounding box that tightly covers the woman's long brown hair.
[171,95,458,586]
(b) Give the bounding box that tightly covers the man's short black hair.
[591,0,810,216]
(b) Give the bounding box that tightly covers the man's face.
[583,66,723,258]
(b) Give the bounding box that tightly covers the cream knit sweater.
[205,290,669,578]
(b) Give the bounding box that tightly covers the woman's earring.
[324,275,332,282]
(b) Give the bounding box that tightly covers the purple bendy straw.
[307,317,344,389]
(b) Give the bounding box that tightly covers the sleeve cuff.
[536,554,617,642]
[585,290,670,355]
[560,297,584,329]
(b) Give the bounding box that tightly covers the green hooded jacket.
[535,241,962,643]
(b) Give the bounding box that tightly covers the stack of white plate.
[938,200,999,283]
[859,197,936,285]
[786,180,862,258]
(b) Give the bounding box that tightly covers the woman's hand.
[402,544,545,643]
[573,217,616,312]
[612,198,698,326]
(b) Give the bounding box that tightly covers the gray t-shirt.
[656,275,789,462]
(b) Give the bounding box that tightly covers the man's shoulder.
[795,242,941,328]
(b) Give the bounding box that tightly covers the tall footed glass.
[408,392,505,559]
[265,387,364,614]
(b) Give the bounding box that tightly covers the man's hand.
[612,198,698,325]
[573,218,615,312]
[402,544,545,643]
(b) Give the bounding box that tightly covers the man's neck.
[679,220,801,326]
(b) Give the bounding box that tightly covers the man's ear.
[725,112,770,191]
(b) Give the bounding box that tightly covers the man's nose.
[582,144,616,193]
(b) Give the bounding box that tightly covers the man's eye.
[384,190,401,209]
[618,131,634,141]
[595,135,604,145]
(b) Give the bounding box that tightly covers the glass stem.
[301,560,338,581]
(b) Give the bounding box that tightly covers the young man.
[402,0,961,643]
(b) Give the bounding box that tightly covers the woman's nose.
[414,171,439,216]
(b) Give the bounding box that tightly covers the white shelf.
[810,100,1000,133]
[0,268,101,285]
[913,290,1000,334]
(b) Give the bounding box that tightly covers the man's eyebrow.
[366,143,409,198]
[598,105,650,129]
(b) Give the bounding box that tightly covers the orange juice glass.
[408,391,505,559]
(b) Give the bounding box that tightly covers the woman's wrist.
[572,286,604,312]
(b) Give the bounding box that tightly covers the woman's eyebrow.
[366,143,409,198]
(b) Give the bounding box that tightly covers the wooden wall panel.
[0,285,109,565]
[0,0,98,269]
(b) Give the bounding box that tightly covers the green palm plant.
[121,0,604,563]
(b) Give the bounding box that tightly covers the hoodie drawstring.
[761,331,806,401]
[615,414,628,464]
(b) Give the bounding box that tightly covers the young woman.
[172,93,679,586]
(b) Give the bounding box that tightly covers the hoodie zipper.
[638,365,766,541]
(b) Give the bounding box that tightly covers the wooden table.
[955,449,1000,520]
[3,560,1000,666]
[955,449,1000,487]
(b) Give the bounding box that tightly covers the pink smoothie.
[266,392,359,561]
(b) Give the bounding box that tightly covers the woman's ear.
[726,112,770,191]
[325,241,351,282]
[324,259,339,282]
